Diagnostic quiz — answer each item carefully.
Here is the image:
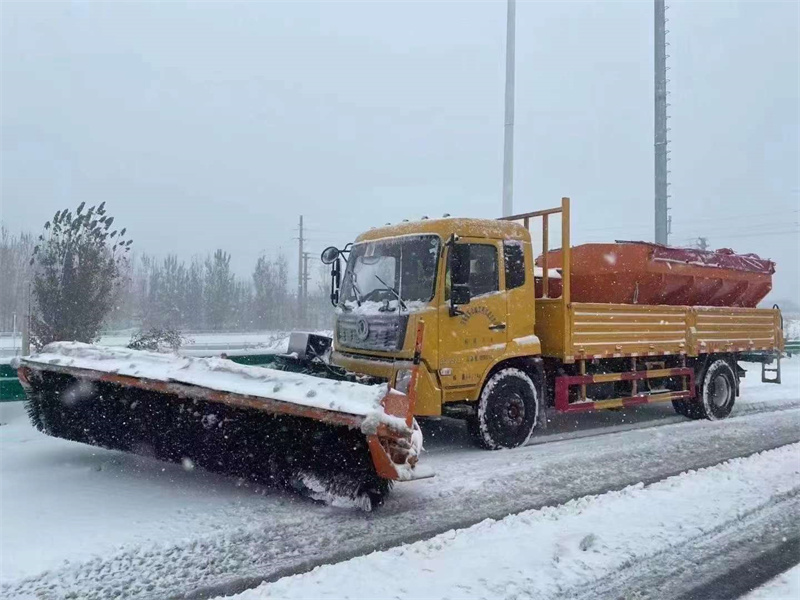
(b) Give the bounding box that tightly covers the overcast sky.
[1,0,798,301]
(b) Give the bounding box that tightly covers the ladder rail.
[761,353,781,384]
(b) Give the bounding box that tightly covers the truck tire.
[467,368,538,450]
[671,398,689,417]
[672,398,703,419]
[698,359,737,420]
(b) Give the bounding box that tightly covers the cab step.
[761,354,781,384]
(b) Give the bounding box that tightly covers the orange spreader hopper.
[537,241,774,308]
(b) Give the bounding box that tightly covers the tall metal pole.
[654,0,669,244]
[502,0,516,217]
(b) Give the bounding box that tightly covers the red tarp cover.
[620,241,775,275]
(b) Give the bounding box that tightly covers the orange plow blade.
[15,323,429,510]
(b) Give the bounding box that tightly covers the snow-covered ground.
[220,444,800,600]
[785,315,800,342]
[0,330,304,361]
[1,358,799,599]
[745,564,800,599]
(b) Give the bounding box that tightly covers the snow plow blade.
[15,325,428,510]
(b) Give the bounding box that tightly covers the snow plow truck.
[16,197,785,509]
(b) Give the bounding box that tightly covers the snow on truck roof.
[357,217,529,244]
[18,342,389,418]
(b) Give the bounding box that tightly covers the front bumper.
[331,350,443,416]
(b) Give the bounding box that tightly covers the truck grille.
[336,314,409,352]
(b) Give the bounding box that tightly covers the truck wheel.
[698,359,737,420]
[671,398,689,417]
[467,368,538,450]
[671,398,703,419]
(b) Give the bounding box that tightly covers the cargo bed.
[535,299,783,363]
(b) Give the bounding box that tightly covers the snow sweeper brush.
[15,324,429,510]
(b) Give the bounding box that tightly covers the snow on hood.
[22,342,391,419]
[336,299,431,316]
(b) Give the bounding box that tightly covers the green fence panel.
[1,362,25,402]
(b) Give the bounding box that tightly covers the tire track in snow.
[421,391,800,459]
[220,446,800,600]
[563,488,800,600]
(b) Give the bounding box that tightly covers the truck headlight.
[394,369,413,394]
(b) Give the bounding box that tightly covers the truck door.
[438,239,508,391]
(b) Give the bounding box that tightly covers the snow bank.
[744,563,800,599]
[786,317,800,341]
[18,342,387,418]
[221,443,800,600]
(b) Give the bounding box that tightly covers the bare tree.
[0,225,35,331]
[204,249,234,331]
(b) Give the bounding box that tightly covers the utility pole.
[502,0,516,217]
[297,215,304,324]
[654,0,670,245]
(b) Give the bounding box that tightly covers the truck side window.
[468,244,499,297]
[503,241,525,290]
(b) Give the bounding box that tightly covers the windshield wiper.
[373,274,408,311]
[340,269,363,307]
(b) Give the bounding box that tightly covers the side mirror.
[448,242,471,316]
[451,283,471,306]
[321,246,340,265]
[329,257,341,306]
[321,247,342,306]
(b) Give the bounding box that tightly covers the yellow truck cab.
[321,198,784,450]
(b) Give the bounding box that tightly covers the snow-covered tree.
[29,203,131,348]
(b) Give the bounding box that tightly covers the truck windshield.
[341,234,440,307]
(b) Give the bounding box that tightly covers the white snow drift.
[745,563,800,599]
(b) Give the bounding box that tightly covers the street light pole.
[502,0,516,217]
[654,0,670,244]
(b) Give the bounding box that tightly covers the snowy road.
[1,359,799,600]
[220,444,800,600]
